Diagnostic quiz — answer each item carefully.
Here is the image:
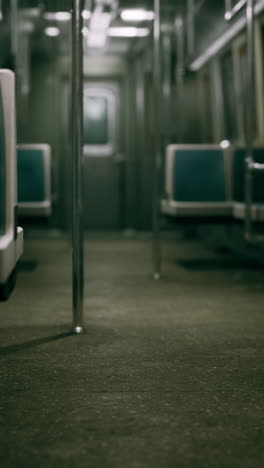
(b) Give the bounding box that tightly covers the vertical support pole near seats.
[72,0,84,333]
[175,16,185,142]
[187,0,195,58]
[152,0,161,280]
[245,0,255,240]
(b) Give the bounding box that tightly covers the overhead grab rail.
[225,0,247,20]
[225,0,264,242]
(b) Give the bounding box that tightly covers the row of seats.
[0,68,52,300]
[0,70,23,300]
[161,144,264,222]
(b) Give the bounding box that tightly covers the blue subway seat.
[0,87,5,236]
[0,69,23,300]
[17,144,52,217]
[161,144,233,218]
[232,147,264,221]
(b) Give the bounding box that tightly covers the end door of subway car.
[63,79,125,231]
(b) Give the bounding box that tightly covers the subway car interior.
[1,0,264,466]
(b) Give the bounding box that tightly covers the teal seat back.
[17,149,46,203]
[233,148,264,202]
[173,149,227,202]
[0,91,5,235]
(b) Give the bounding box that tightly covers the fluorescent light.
[87,9,113,48]
[44,26,60,37]
[108,27,150,37]
[20,8,41,18]
[82,10,91,20]
[220,140,231,149]
[90,11,112,30]
[87,31,107,48]
[43,12,71,22]
[121,9,154,22]
[82,27,89,37]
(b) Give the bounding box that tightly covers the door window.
[83,87,116,156]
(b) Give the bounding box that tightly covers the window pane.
[221,50,237,140]
[201,71,213,142]
[239,44,257,139]
[84,96,108,145]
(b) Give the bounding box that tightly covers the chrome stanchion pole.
[245,0,255,240]
[152,0,161,280]
[72,0,84,333]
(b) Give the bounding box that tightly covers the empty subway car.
[1,2,264,468]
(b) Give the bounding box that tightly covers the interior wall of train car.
[15,47,139,231]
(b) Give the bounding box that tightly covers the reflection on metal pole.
[245,0,255,240]
[152,0,161,280]
[10,0,18,58]
[72,0,84,333]
[187,0,195,58]
[175,16,185,142]
[162,33,171,100]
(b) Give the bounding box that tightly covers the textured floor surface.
[0,236,264,467]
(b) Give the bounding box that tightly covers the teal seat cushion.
[233,148,264,202]
[17,149,45,203]
[173,149,226,202]
[0,92,5,235]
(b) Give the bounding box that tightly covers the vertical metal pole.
[72,0,84,333]
[0,1,3,21]
[245,0,255,240]
[187,0,195,58]
[162,34,171,100]
[225,0,232,19]
[10,0,18,59]
[175,17,185,142]
[152,0,161,280]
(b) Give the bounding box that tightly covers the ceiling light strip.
[108,27,150,37]
[121,9,154,22]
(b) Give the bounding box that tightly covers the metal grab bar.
[248,162,264,171]
[243,0,264,243]
[72,0,85,333]
[225,1,264,242]
[225,0,247,20]
[152,0,161,280]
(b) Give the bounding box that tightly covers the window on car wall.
[220,49,238,141]
[238,44,257,141]
[200,69,214,142]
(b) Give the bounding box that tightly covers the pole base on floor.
[153,272,161,280]
[73,326,84,334]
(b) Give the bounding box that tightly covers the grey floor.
[1,236,264,467]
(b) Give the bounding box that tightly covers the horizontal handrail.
[247,161,264,171]
[225,0,247,20]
